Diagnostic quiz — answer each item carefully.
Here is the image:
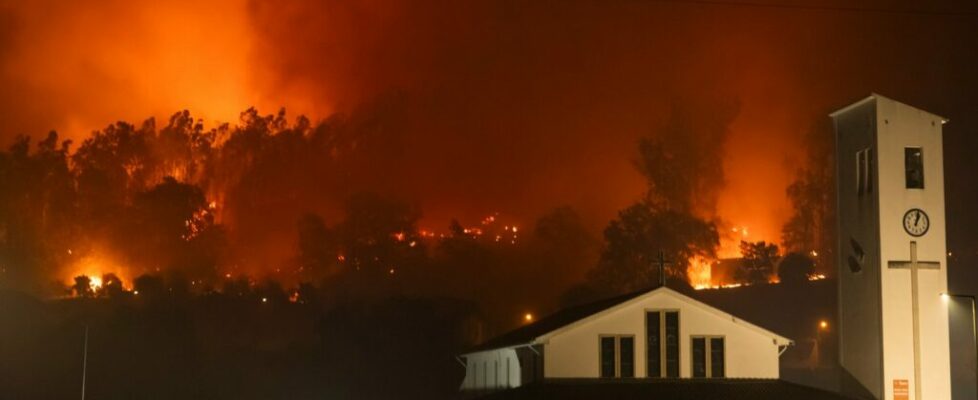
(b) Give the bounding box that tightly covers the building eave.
[829,93,948,123]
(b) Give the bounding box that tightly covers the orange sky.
[6,0,971,257]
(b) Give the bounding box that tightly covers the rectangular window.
[865,148,873,193]
[905,147,924,189]
[691,336,725,378]
[620,337,634,378]
[665,312,679,377]
[856,148,873,195]
[599,335,634,378]
[647,311,661,377]
[600,336,617,378]
[646,310,679,377]
[710,338,725,378]
[692,337,706,377]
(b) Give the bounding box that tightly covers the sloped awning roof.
[480,378,859,400]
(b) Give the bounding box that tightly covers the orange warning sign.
[893,379,909,400]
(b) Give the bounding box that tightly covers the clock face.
[903,208,930,237]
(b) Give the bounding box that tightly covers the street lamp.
[943,292,977,398]
[812,319,829,369]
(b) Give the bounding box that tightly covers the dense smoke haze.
[2,2,978,399]
[1,0,977,296]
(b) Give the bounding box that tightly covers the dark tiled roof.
[479,378,859,400]
[465,287,657,353]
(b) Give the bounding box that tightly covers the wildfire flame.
[689,224,794,290]
[687,257,713,290]
[88,275,103,290]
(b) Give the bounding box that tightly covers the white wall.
[834,95,952,400]
[459,348,521,391]
[542,289,785,379]
[875,97,951,400]
[834,97,885,399]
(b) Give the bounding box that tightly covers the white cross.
[887,241,940,400]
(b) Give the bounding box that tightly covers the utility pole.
[81,325,88,400]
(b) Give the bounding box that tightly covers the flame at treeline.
[1,106,820,301]
[0,92,814,299]
[0,0,840,299]
[26,106,533,296]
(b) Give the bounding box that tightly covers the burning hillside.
[0,1,840,305]
[0,103,830,305]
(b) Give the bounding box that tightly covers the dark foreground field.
[7,279,972,399]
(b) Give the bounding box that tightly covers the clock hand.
[914,211,921,226]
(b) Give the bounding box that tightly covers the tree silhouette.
[635,101,737,215]
[584,101,735,296]
[296,213,338,282]
[778,252,816,285]
[737,240,780,285]
[98,273,127,299]
[589,203,718,294]
[133,274,165,300]
[72,275,94,298]
[782,121,835,268]
[0,132,76,293]
[531,207,599,294]
[337,192,424,278]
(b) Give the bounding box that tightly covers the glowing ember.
[64,250,132,295]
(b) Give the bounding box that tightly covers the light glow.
[89,276,103,289]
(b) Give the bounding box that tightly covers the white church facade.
[457,94,959,400]
[458,286,793,391]
[833,94,953,400]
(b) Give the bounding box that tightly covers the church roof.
[829,93,948,122]
[463,285,791,354]
[478,378,859,400]
[465,286,654,353]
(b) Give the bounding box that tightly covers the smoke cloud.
[1,0,977,292]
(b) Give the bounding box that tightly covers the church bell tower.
[832,94,951,400]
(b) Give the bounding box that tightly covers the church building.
[458,286,794,390]
[833,94,952,400]
[455,94,959,400]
